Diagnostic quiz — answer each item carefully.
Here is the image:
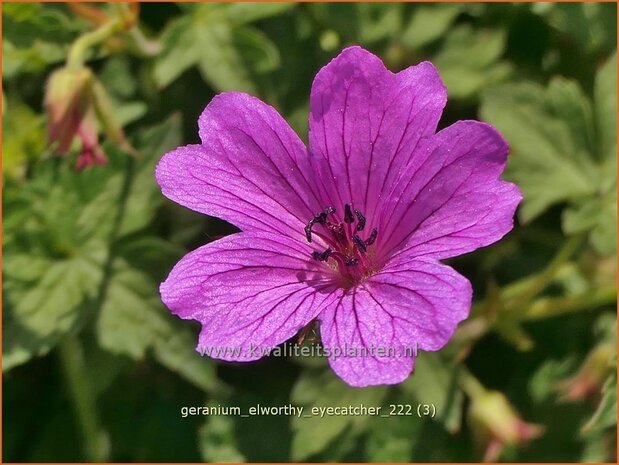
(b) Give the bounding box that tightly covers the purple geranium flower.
[155,46,522,387]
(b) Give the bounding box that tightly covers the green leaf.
[582,374,617,434]
[529,357,577,402]
[434,25,512,99]
[112,100,148,127]
[2,116,182,371]
[594,312,617,345]
[290,368,387,460]
[356,3,404,44]
[308,3,403,45]
[78,116,182,242]
[399,352,464,433]
[2,4,80,79]
[98,55,148,132]
[152,326,219,393]
[481,81,598,221]
[3,254,53,282]
[3,249,104,371]
[118,115,182,236]
[116,236,184,281]
[594,56,618,249]
[2,98,47,179]
[563,195,616,255]
[99,56,138,99]
[483,58,617,254]
[3,168,115,352]
[2,38,66,79]
[195,22,257,93]
[96,257,218,392]
[234,27,281,74]
[364,391,421,461]
[3,3,79,47]
[318,419,366,461]
[595,54,617,162]
[401,4,461,50]
[96,259,165,359]
[534,3,617,54]
[545,77,596,159]
[83,344,129,397]
[198,400,246,462]
[575,314,615,436]
[75,176,122,243]
[224,2,296,26]
[153,6,281,92]
[580,429,614,462]
[152,16,200,89]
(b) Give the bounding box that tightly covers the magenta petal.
[379,121,522,260]
[160,232,339,361]
[318,257,471,387]
[156,92,322,237]
[308,46,446,228]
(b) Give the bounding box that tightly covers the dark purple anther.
[344,204,354,223]
[354,209,366,231]
[305,221,314,242]
[304,205,376,262]
[314,206,335,225]
[353,234,367,253]
[365,228,378,246]
[314,212,327,224]
[312,248,332,261]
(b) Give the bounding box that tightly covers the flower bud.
[44,65,135,170]
[45,67,95,153]
[469,390,544,461]
[556,343,614,402]
[74,106,107,171]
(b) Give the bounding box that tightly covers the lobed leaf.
[401,4,462,50]
[153,5,282,92]
[481,70,617,255]
[434,25,512,99]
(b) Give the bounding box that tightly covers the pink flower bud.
[556,343,614,402]
[469,391,544,461]
[45,67,95,154]
[44,65,134,170]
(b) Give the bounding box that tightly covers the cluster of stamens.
[304,204,378,280]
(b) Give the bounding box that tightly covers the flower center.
[304,204,378,285]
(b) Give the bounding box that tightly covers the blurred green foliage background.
[2,2,617,462]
